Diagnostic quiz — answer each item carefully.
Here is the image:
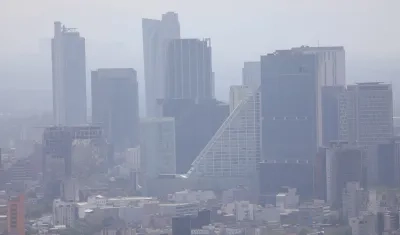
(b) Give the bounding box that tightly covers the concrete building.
[142,12,180,117]
[326,141,366,208]
[53,199,77,228]
[187,91,261,177]
[165,39,213,100]
[60,178,79,202]
[261,50,319,161]
[51,22,87,125]
[42,126,105,198]
[349,213,376,235]
[276,188,299,210]
[91,68,140,151]
[229,85,252,113]
[234,201,255,221]
[242,61,261,91]
[140,117,176,178]
[7,194,24,235]
[124,147,141,172]
[342,182,368,219]
[339,82,394,184]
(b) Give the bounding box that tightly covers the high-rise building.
[376,137,400,187]
[339,82,393,146]
[242,61,261,91]
[259,160,314,205]
[261,50,319,161]
[321,86,345,146]
[339,82,394,185]
[165,39,213,100]
[291,46,346,86]
[326,141,366,208]
[42,126,104,198]
[187,90,261,177]
[142,12,180,117]
[229,85,252,113]
[91,68,140,151]
[162,99,229,173]
[314,147,327,201]
[52,22,87,125]
[7,194,24,235]
[140,117,176,178]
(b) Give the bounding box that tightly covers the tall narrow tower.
[51,21,87,126]
[142,12,180,117]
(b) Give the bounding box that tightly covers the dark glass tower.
[261,50,318,161]
[91,68,140,151]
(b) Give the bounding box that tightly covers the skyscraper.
[187,90,261,177]
[291,46,346,86]
[321,86,345,146]
[142,12,180,117]
[339,82,394,184]
[162,99,229,173]
[165,38,213,100]
[261,50,319,161]
[326,141,366,208]
[52,21,87,126]
[339,82,393,146]
[242,61,261,91]
[91,68,140,151]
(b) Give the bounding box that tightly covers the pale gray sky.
[0,0,399,101]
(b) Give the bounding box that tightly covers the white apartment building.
[53,199,77,228]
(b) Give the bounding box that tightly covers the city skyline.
[1,3,400,235]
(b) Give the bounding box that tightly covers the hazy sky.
[1,0,400,100]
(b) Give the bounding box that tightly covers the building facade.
[91,68,140,151]
[142,12,180,117]
[187,91,261,177]
[165,39,213,101]
[229,85,252,113]
[242,61,261,91]
[52,22,87,126]
[321,86,345,146]
[326,141,365,208]
[261,50,318,161]
[162,99,229,173]
[291,46,346,86]
[7,194,24,235]
[140,117,176,178]
[340,82,393,146]
[339,82,394,185]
